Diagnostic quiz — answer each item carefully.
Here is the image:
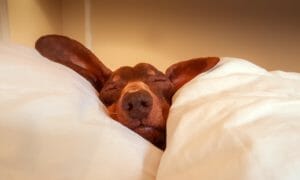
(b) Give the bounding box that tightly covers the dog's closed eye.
[105,83,119,91]
[147,75,169,83]
[152,77,168,82]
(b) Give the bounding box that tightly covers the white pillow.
[157,58,300,180]
[0,43,162,180]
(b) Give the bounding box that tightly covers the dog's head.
[35,35,219,149]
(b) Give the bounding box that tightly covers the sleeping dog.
[35,35,219,149]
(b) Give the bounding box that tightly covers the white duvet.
[158,59,300,180]
[1,43,300,180]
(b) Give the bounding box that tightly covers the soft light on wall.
[3,0,300,72]
[90,0,300,71]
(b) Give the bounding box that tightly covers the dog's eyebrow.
[112,75,120,82]
[147,69,156,76]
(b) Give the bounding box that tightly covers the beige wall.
[7,0,62,47]
[91,0,300,72]
[62,0,85,45]
[7,0,85,47]
[0,0,10,41]
[6,0,300,72]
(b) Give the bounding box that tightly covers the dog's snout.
[122,90,153,120]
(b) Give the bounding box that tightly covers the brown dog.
[35,35,219,149]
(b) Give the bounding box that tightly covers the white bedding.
[1,43,300,180]
[0,43,162,180]
[157,58,300,180]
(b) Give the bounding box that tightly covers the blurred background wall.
[5,0,86,45]
[2,0,300,72]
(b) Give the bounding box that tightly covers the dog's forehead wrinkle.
[115,66,134,74]
[125,81,150,92]
[113,63,166,82]
[134,63,160,74]
[112,66,135,80]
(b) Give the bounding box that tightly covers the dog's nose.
[122,90,153,120]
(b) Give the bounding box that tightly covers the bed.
[1,43,300,180]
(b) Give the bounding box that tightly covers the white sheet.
[0,43,162,180]
[2,43,300,180]
[157,58,300,180]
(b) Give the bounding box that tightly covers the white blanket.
[157,58,300,180]
[1,43,300,180]
[0,43,162,180]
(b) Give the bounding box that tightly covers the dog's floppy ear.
[166,57,220,91]
[35,34,112,90]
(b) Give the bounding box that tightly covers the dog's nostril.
[141,100,149,107]
[124,102,133,111]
